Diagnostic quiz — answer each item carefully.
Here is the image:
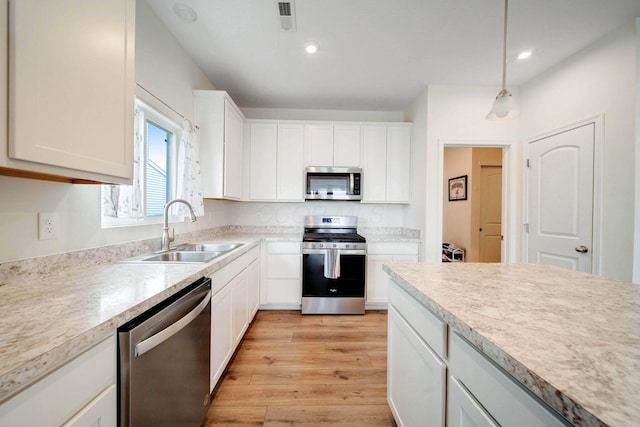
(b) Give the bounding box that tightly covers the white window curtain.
[101,108,144,219]
[173,118,205,218]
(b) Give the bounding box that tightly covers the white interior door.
[527,123,594,272]
[479,165,502,262]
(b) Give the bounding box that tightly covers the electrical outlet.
[38,212,59,240]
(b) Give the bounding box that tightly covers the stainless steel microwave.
[305,167,362,201]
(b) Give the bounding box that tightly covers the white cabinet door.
[249,122,278,200]
[231,272,249,347]
[448,377,499,427]
[334,125,361,166]
[277,124,304,200]
[247,259,260,319]
[195,90,245,200]
[210,284,233,391]
[386,126,411,202]
[62,385,116,427]
[262,242,302,308]
[366,254,393,305]
[223,99,244,199]
[6,0,134,182]
[362,126,388,202]
[305,125,333,166]
[362,125,411,203]
[0,336,116,427]
[388,306,446,427]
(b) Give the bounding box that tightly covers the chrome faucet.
[161,198,197,251]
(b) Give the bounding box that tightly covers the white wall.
[0,1,220,263]
[419,85,520,263]
[403,89,429,257]
[521,21,637,282]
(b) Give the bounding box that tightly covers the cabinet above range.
[244,118,412,204]
[194,90,412,203]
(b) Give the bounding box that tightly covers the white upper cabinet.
[276,124,304,201]
[305,125,334,166]
[304,124,361,167]
[247,121,304,202]
[195,90,245,200]
[333,125,361,166]
[1,0,135,183]
[249,122,278,200]
[362,124,411,203]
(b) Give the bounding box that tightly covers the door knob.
[575,245,589,253]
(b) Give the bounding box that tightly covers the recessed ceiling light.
[305,42,319,54]
[173,3,198,23]
[517,50,532,60]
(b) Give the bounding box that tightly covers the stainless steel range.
[302,215,366,314]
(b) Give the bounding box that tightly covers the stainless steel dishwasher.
[118,277,211,427]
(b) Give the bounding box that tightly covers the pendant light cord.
[501,0,509,92]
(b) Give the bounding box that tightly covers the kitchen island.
[383,262,640,427]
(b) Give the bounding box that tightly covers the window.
[101,99,181,226]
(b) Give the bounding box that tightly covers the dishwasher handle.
[135,290,212,357]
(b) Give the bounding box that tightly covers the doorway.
[442,147,503,262]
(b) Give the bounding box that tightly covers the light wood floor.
[205,310,396,426]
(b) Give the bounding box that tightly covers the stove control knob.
[332,243,337,248]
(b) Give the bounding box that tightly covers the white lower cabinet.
[388,306,446,427]
[449,332,569,427]
[366,242,419,308]
[448,377,498,427]
[210,282,233,390]
[247,259,260,319]
[62,385,117,427]
[387,280,571,427]
[0,336,117,427]
[260,241,301,309]
[210,246,260,391]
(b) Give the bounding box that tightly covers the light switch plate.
[38,212,58,240]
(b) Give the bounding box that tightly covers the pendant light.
[486,0,515,120]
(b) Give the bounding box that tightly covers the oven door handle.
[302,248,366,255]
[134,290,212,357]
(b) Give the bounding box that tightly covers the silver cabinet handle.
[575,246,589,253]
[135,290,211,357]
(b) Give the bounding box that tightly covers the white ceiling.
[146,0,640,111]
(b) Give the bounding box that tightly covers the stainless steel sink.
[140,251,223,263]
[119,242,243,264]
[175,242,243,252]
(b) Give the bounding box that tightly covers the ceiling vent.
[275,0,297,32]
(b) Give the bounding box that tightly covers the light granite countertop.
[0,226,416,403]
[382,262,640,427]
[0,232,294,403]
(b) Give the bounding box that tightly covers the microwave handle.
[350,173,355,195]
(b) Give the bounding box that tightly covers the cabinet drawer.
[449,333,569,427]
[267,242,301,254]
[388,280,447,358]
[211,246,260,295]
[0,335,116,427]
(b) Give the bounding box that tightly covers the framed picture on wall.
[448,175,467,201]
